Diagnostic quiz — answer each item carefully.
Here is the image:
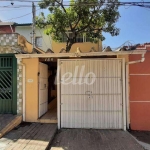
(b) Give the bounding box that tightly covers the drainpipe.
[10,25,13,33]
[20,62,26,121]
[126,53,146,129]
[127,53,145,65]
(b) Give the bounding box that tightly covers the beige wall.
[117,55,129,62]
[23,56,129,123]
[52,41,102,53]
[23,58,39,122]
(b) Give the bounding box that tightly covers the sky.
[0,0,150,48]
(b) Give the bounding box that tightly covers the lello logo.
[55,65,96,85]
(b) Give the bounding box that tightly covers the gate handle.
[44,84,46,88]
[85,91,92,94]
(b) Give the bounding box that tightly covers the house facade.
[14,47,145,131]
[15,23,102,52]
[1,31,149,131]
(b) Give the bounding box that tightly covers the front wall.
[23,58,39,122]
[129,52,150,130]
[52,41,102,53]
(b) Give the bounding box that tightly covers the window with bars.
[61,32,90,43]
[35,37,42,47]
[31,37,43,47]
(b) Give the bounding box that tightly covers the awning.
[15,50,147,59]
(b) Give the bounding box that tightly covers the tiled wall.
[0,47,23,115]
[0,33,18,46]
[17,59,23,114]
[0,47,16,53]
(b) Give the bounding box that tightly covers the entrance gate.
[0,54,17,114]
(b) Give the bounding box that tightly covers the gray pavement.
[0,122,57,150]
[50,129,145,150]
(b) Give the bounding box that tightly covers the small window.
[61,32,84,43]
[76,34,83,43]
[35,37,42,47]
[62,34,67,42]
[85,37,91,42]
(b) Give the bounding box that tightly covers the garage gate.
[59,59,125,129]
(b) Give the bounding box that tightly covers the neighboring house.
[15,23,52,52]
[129,43,150,131]
[0,21,15,33]
[15,23,102,52]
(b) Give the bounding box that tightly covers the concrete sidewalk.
[0,123,57,150]
[0,114,22,138]
[0,114,16,131]
[50,129,144,150]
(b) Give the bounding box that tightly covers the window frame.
[35,36,43,47]
[61,32,90,43]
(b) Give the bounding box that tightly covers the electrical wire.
[2,8,40,21]
[0,8,26,11]
[2,12,32,21]
[0,0,150,2]
[0,1,150,7]
[1,1,150,21]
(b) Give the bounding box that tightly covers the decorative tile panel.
[17,58,23,114]
[0,47,16,53]
[0,33,18,46]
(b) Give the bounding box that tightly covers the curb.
[127,131,150,150]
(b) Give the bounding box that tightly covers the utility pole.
[32,2,36,53]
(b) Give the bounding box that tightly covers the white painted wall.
[15,26,52,52]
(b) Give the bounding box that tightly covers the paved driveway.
[50,129,144,150]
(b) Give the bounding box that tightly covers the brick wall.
[0,25,15,33]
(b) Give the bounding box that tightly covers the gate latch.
[85,91,92,98]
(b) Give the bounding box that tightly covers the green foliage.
[36,0,120,52]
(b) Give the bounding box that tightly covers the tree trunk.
[66,40,74,53]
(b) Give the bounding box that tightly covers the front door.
[39,62,48,117]
[0,54,17,114]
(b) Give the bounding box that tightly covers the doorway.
[38,58,57,123]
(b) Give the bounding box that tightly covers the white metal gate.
[39,62,48,118]
[60,59,124,129]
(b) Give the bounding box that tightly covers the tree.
[36,0,120,52]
